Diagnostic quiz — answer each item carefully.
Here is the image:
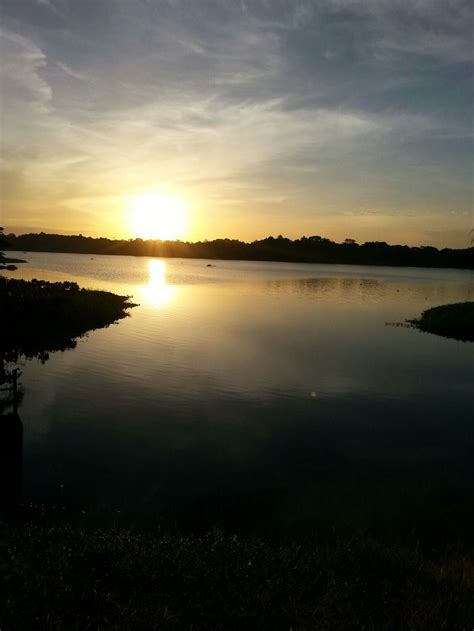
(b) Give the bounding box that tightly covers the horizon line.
[4,229,473,252]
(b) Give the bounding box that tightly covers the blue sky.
[0,0,472,246]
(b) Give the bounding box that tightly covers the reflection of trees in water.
[262,276,470,305]
[264,277,382,300]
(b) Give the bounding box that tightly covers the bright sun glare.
[139,259,176,308]
[129,192,187,240]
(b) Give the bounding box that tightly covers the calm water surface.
[6,252,474,538]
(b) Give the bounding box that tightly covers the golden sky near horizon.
[0,1,472,247]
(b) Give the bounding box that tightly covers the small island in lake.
[409,302,474,342]
[0,277,137,363]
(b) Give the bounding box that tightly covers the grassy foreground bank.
[1,521,473,630]
[410,302,474,342]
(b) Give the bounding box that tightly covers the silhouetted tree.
[0,228,6,263]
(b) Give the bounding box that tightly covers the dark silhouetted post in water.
[12,368,19,415]
[0,368,23,516]
[0,413,23,516]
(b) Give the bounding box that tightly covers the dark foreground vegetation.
[0,277,136,363]
[5,231,474,269]
[1,520,473,631]
[410,302,474,342]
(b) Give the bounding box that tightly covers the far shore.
[5,231,473,270]
[5,246,474,273]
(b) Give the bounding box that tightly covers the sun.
[129,192,188,240]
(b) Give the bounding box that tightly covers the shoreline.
[6,247,474,272]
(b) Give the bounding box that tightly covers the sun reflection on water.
[139,260,177,308]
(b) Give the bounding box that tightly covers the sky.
[0,0,472,247]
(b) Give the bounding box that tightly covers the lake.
[4,252,474,540]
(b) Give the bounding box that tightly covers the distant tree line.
[4,232,473,269]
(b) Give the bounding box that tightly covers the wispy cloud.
[0,0,472,246]
[0,28,52,111]
[56,61,88,81]
[35,0,65,18]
